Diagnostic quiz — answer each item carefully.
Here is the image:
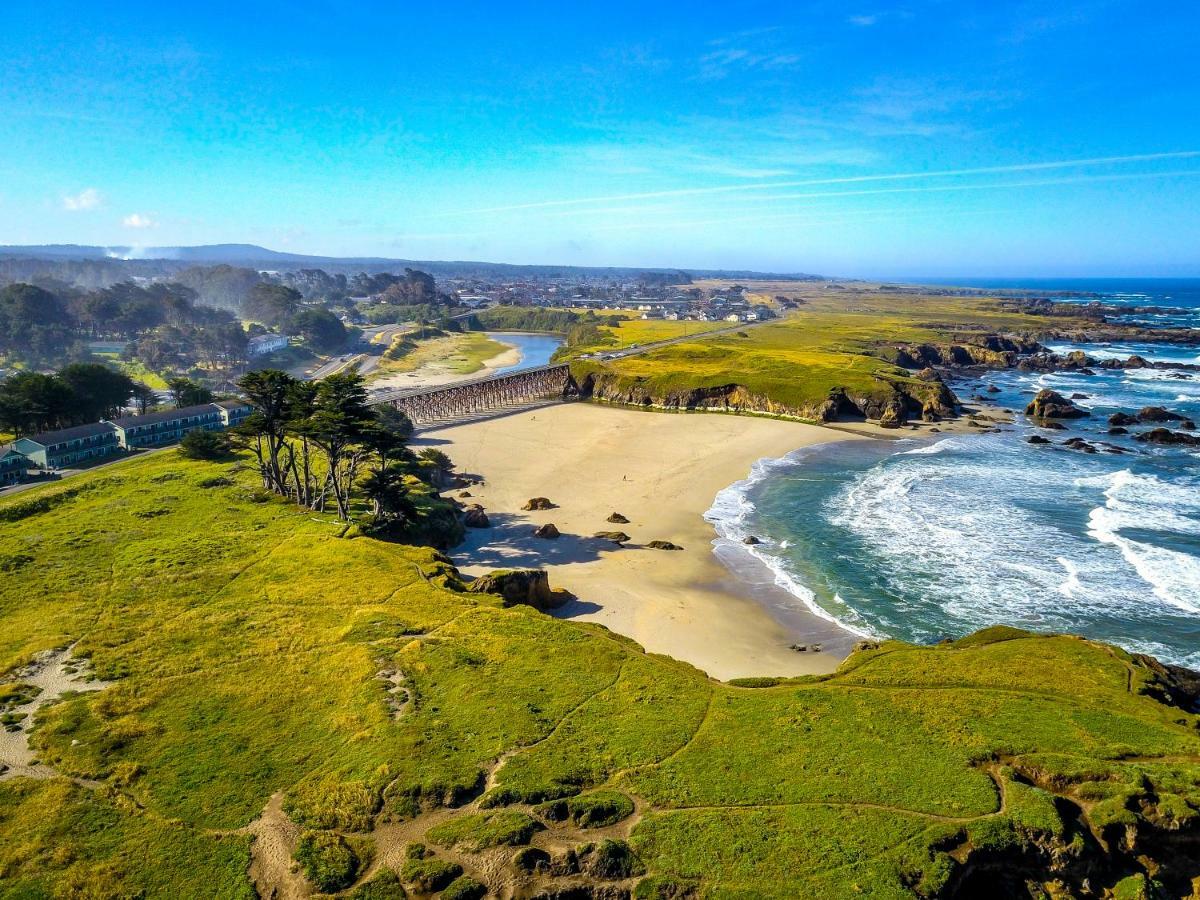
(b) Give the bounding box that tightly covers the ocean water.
[707,287,1200,666]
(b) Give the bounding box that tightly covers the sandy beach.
[417,403,872,681]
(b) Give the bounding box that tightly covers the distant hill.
[0,243,822,281]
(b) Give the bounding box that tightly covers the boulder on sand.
[593,531,631,544]
[463,504,490,528]
[533,523,560,539]
[522,497,556,511]
[468,569,567,611]
[606,512,630,524]
[647,540,683,551]
[743,535,762,545]
[1025,389,1088,420]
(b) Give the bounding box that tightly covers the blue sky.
[2,1,1198,276]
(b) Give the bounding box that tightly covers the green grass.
[566,287,1085,419]
[0,451,1198,897]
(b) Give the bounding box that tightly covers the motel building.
[107,401,253,449]
[12,422,122,470]
[0,444,31,486]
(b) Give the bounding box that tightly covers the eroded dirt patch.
[0,645,108,781]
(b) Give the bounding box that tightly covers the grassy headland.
[1,451,1199,897]
[564,284,1084,424]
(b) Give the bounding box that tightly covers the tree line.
[233,369,450,529]
[0,362,222,436]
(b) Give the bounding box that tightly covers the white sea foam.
[704,442,882,637]
[1080,469,1200,613]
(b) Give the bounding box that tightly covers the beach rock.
[1063,437,1097,454]
[1040,421,1066,430]
[1108,427,1129,435]
[1026,389,1089,420]
[522,497,556,510]
[1134,428,1200,446]
[458,490,473,497]
[1137,406,1184,423]
[463,505,490,528]
[468,569,565,611]
[1070,393,1090,400]
[1109,412,1139,427]
[878,402,905,428]
[606,512,630,524]
[1184,419,1197,430]
[533,523,560,539]
[593,531,631,544]
[1027,435,1051,445]
[986,384,1001,393]
[790,644,808,652]
[743,535,761,545]
[647,540,683,551]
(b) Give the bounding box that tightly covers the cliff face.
[574,370,959,426]
[884,336,1045,370]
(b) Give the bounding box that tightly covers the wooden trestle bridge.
[373,364,579,428]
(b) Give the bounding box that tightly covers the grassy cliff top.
[1,452,1198,897]
[564,286,1080,416]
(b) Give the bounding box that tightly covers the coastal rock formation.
[1135,428,1200,446]
[463,505,490,528]
[888,336,1043,370]
[647,540,683,550]
[1062,437,1097,454]
[522,497,556,510]
[743,535,762,545]
[1027,435,1051,445]
[1025,389,1088,419]
[467,569,565,611]
[533,523,560,539]
[1137,406,1185,423]
[574,370,958,426]
[606,512,630,524]
[593,531,630,544]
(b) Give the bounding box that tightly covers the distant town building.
[247,333,290,357]
[13,423,121,469]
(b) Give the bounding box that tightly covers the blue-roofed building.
[12,423,121,469]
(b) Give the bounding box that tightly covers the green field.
[1,451,1198,897]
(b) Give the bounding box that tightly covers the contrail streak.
[439,151,1200,216]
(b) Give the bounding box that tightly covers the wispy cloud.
[695,27,803,80]
[122,212,157,228]
[62,188,102,211]
[848,14,880,26]
[442,151,1200,216]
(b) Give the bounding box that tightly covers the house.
[13,422,121,470]
[0,444,30,486]
[641,309,665,320]
[107,404,226,449]
[247,333,290,357]
[724,312,746,323]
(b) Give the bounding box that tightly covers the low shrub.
[442,875,487,900]
[294,830,360,893]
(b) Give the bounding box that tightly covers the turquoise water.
[486,332,563,374]
[708,333,1200,666]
